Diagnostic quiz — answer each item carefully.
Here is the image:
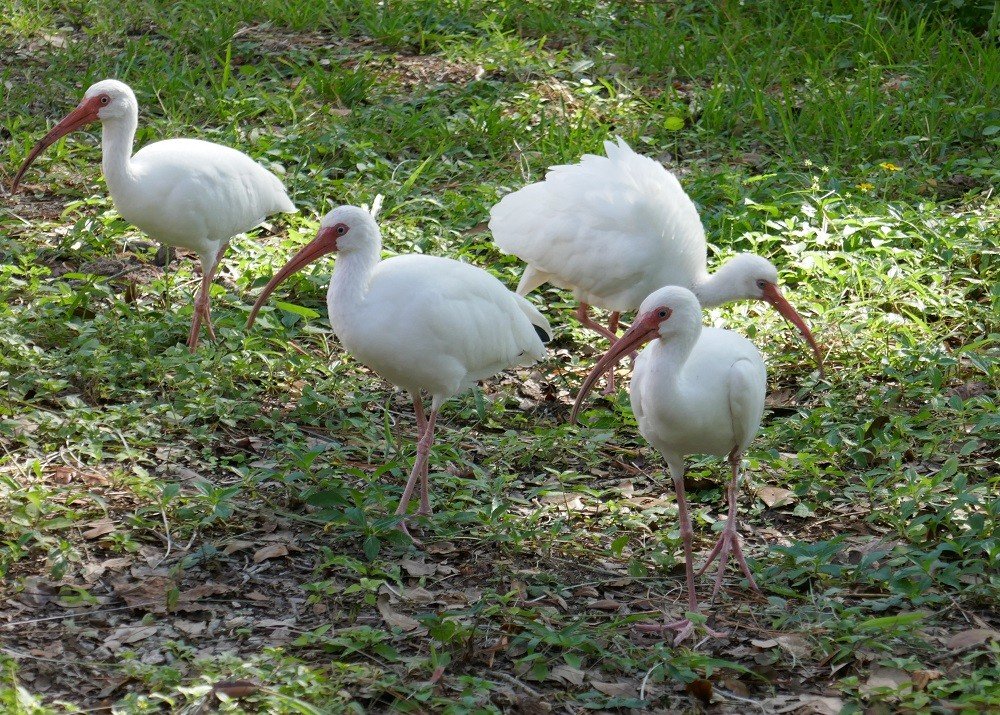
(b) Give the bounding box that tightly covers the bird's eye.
[100,96,109,105]
[755,279,767,290]
[658,309,667,318]
[335,224,347,236]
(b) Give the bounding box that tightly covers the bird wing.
[726,355,767,456]
[351,255,548,396]
[124,138,294,246]
[489,137,708,310]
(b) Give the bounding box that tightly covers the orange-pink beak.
[570,308,667,424]
[760,282,824,374]
[246,226,339,330]
[11,96,104,192]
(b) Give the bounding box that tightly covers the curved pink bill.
[761,282,824,374]
[245,227,337,330]
[11,97,102,192]
[569,311,663,424]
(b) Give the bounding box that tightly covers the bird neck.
[691,260,747,308]
[100,113,138,193]
[327,241,381,324]
[650,312,701,375]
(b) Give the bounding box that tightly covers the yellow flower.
[879,162,901,172]
[856,182,874,191]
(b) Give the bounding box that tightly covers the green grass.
[1,0,998,712]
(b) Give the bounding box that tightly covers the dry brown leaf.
[222,540,256,556]
[174,619,207,636]
[376,593,421,632]
[424,541,458,554]
[213,680,259,698]
[590,680,637,698]
[400,559,436,577]
[861,666,910,695]
[911,669,942,691]
[776,634,812,659]
[757,485,797,508]
[402,586,437,604]
[765,694,845,714]
[253,544,289,563]
[105,623,158,648]
[82,520,116,539]
[587,599,623,611]
[685,679,713,705]
[548,664,584,686]
[946,628,1000,651]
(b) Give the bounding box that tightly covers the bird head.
[245,205,378,330]
[570,286,701,424]
[11,79,137,192]
[718,253,823,373]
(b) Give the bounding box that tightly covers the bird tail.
[513,293,552,357]
[515,264,553,297]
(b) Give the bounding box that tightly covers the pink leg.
[575,304,621,394]
[187,244,227,352]
[636,464,726,645]
[412,395,432,517]
[697,451,760,600]
[412,392,427,436]
[394,409,437,539]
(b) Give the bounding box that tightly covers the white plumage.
[247,205,549,537]
[572,286,766,644]
[490,137,821,385]
[12,79,296,350]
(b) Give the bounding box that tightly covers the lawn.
[1,0,998,712]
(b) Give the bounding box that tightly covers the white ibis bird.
[11,79,296,351]
[489,137,822,389]
[246,205,550,537]
[571,285,766,644]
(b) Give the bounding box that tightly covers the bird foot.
[697,526,759,599]
[415,505,433,517]
[395,518,424,547]
[601,369,617,396]
[635,616,727,646]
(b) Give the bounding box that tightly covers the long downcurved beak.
[570,311,662,424]
[761,282,824,374]
[246,227,337,330]
[11,98,102,192]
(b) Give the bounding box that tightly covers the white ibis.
[246,205,550,537]
[571,285,766,644]
[11,79,296,351]
[489,137,822,389]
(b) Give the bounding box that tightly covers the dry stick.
[0,602,163,629]
[492,670,544,700]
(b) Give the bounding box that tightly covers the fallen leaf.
[685,678,713,705]
[402,586,437,603]
[765,694,845,714]
[757,485,797,508]
[911,669,941,691]
[105,623,158,649]
[213,680,259,698]
[222,540,255,556]
[590,680,637,698]
[400,559,436,577]
[253,544,289,563]
[82,520,115,539]
[548,664,584,686]
[776,634,812,659]
[946,628,1000,651]
[861,666,910,695]
[174,620,207,636]
[376,593,421,632]
[587,599,623,611]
